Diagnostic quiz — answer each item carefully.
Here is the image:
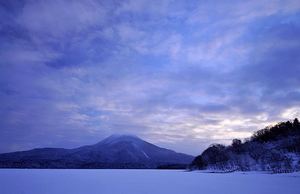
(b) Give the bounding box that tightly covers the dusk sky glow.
[1,0,300,155]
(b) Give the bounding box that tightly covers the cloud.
[187,0,300,25]
[0,0,300,155]
[18,0,107,38]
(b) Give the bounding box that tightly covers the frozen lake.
[0,169,299,194]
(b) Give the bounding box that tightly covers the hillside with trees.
[190,118,300,173]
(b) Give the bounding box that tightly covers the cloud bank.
[0,0,300,155]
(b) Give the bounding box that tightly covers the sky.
[0,0,300,155]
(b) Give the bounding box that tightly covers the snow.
[141,150,150,159]
[101,134,140,145]
[0,169,299,194]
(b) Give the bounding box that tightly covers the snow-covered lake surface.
[0,169,300,194]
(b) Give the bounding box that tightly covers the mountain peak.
[108,134,139,139]
[0,133,194,169]
[100,134,143,145]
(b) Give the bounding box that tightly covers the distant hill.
[0,134,194,169]
[190,118,300,173]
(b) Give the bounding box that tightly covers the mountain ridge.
[0,134,194,169]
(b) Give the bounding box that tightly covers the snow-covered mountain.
[190,118,300,173]
[0,135,194,169]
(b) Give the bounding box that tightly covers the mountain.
[0,134,194,169]
[190,118,300,173]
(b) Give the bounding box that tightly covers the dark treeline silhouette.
[190,118,300,173]
[251,118,300,143]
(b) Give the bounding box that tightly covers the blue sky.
[0,0,300,155]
